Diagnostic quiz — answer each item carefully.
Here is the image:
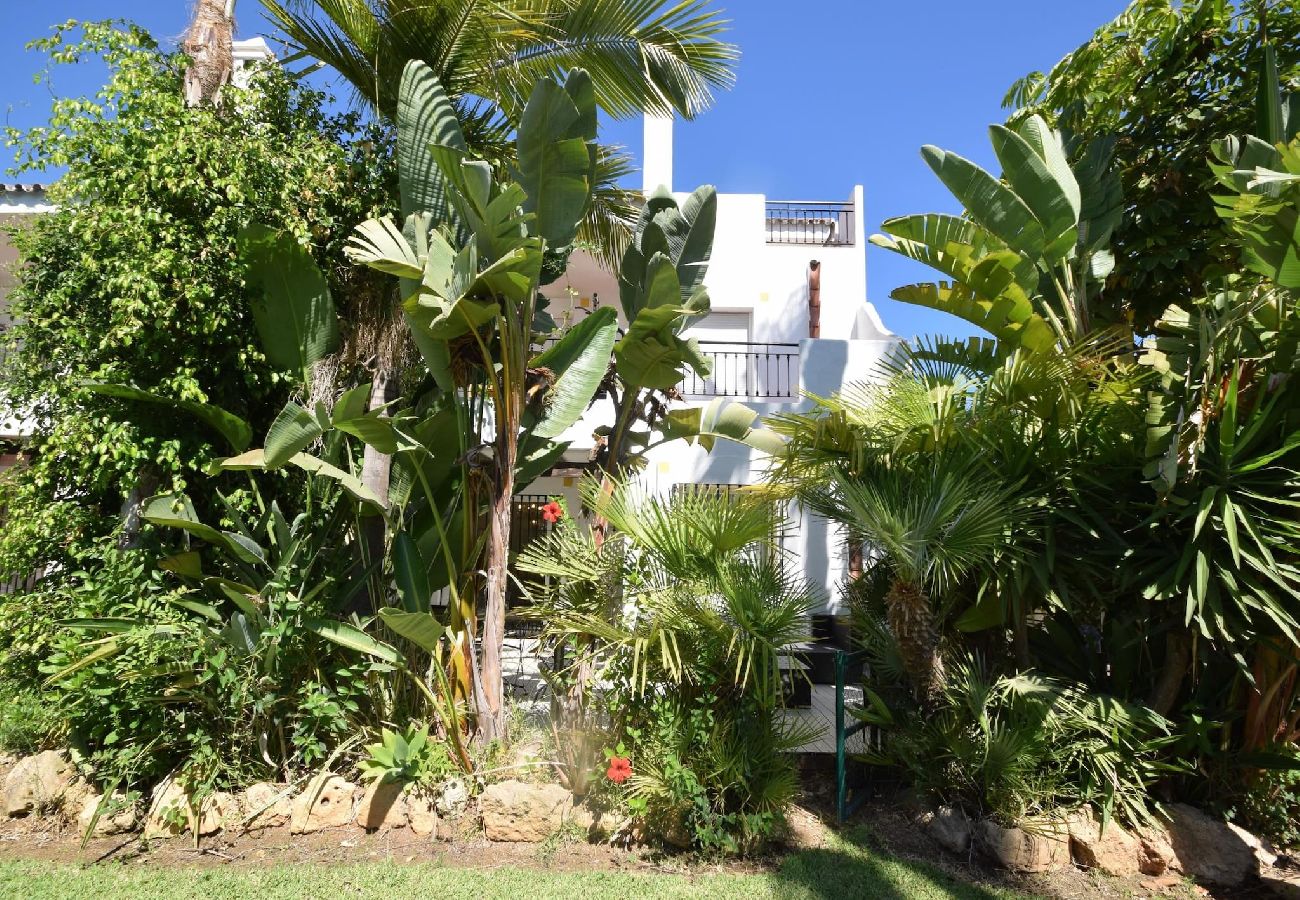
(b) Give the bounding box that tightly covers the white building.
[523,116,901,612]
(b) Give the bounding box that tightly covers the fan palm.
[259,0,738,266]
[806,458,1013,705]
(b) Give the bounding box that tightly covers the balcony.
[765,200,855,246]
[680,341,800,400]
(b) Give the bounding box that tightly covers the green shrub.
[0,687,62,756]
[858,649,1175,829]
[1228,748,1300,850]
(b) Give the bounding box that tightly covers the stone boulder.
[480,780,575,842]
[145,780,236,837]
[242,782,293,830]
[404,787,441,839]
[978,819,1068,873]
[1162,803,1260,887]
[1066,809,1141,877]
[3,750,81,817]
[76,791,138,837]
[356,780,407,831]
[923,806,972,856]
[290,775,357,834]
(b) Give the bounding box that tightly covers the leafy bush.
[1228,747,1300,850]
[858,644,1174,828]
[520,479,814,855]
[0,687,62,756]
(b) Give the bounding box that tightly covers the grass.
[0,829,1033,900]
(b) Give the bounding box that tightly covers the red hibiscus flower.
[542,501,564,524]
[606,756,632,785]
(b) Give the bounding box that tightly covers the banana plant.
[593,184,720,474]
[346,61,616,741]
[871,114,1122,351]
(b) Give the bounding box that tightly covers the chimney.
[807,260,822,338]
[643,114,673,194]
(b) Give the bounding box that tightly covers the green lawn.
[0,830,1031,900]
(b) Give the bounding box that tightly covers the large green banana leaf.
[528,306,618,440]
[237,224,339,384]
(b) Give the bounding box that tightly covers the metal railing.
[765,200,855,246]
[679,341,799,399]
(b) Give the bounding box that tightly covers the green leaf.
[83,383,252,452]
[661,398,785,455]
[921,145,1047,257]
[265,401,324,469]
[990,121,1079,261]
[890,281,1056,353]
[514,75,594,247]
[529,306,618,440]
[305,618,405,666]
[377,608,445,654]
[238,223,339,384]
[392,532,432,614]
[397,60,466,222]
[142,493,265,565]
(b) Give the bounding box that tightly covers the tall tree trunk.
[886,578,946,706]
[1148,628,1191,717]
[118,465,160,550]
[183,0,235,108]
[346,369,398,616]
[481,433,517,744]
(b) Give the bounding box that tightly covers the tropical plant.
[1004,0,1300,330]
[517,477,815,853]
[358,724,455,785]
[342,61,618,740]
[869,114,1122,350]
[856,652,1174,829]
[260,0,737,265]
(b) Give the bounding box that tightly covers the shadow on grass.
[773,826,1018,900]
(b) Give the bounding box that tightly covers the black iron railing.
[765,200,855,246]
[679,341,799,399]
[508,493,554,605]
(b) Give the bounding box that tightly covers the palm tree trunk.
[350,369,397,616]
[885,578,946,706]
[1148,628,1190,717]
[183,0,235,108]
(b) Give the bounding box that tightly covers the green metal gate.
[834,648,871,824]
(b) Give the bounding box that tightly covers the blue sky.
[2,0,1131,340]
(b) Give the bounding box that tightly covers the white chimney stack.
[642,113,674,195]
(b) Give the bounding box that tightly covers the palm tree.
[184,0,237,106]
[259,0,738,267]
[809,459,1012,705]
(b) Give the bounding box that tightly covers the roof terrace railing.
[765,200,855,246]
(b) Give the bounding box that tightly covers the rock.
[978,819,1068,873]
[1136,824,1178,876]
[437,777,469,817]
[404,787,440,838]
[356,780,407,831]
[1066,809,1141,877]
[145,780,235,837]
[3,750,78,817]
[924,806,972,856]
[290,775,357,834]
[480,780,574,842]
[242,782,293,830]
[1163,803,1259,887]
[76,791,138,837]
